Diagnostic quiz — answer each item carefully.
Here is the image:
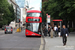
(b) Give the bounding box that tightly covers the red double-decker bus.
[25,10,42,37]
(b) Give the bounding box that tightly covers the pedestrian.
[54,25,58,37]
[50,27,54,38]
[61,25,69,46]
[43,26,47,36]
[58,26,60,37]
[48,25,51,37]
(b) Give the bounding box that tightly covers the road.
[0,30,41,50]
[0,29,16,35]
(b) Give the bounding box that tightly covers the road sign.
[47,15,51,23]
[46,14,48,15]
[48,15,50,18]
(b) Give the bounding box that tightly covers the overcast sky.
[15,0,25,8]
[25,0,42,10]
[15,0,42,10]
[29,0,42,10]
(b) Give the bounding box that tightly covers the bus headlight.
[27,32,28,34]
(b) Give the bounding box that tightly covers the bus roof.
[27,10,41,13]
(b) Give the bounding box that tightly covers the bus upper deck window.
[27,13,41,17]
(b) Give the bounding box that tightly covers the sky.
[15,0,25,8]
[15,0,42,10]
[29,0,42,10]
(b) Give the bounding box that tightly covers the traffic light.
[19,19,20,22]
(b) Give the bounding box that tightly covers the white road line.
[39,37,44,50]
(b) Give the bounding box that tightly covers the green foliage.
[42,0,75,21]
[0,0,15,27]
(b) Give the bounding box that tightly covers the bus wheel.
[26,36,28,37]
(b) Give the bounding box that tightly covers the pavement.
[45,32,75,50]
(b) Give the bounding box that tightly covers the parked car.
[5,26,13,34]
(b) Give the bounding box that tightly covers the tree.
[42,10,46,22]
[0,0,15,27]
[42,0,75,21]
[8,4,15,24]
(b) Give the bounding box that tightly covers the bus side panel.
[25,29,41,36]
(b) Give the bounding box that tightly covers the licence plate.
[32,34,35,35]
[8,29,10,31]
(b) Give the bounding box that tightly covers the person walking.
[48,25,51,37]
[50,27,54,38]
[43,26,47,36]
[61,25,69,46]
[54,25,58,37]
[58,26,60,37]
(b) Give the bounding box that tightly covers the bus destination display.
[28,19,40,21]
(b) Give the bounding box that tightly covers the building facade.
[8,0,21,28]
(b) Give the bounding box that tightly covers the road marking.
[54,46,75,49]
[39,36,45,50]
